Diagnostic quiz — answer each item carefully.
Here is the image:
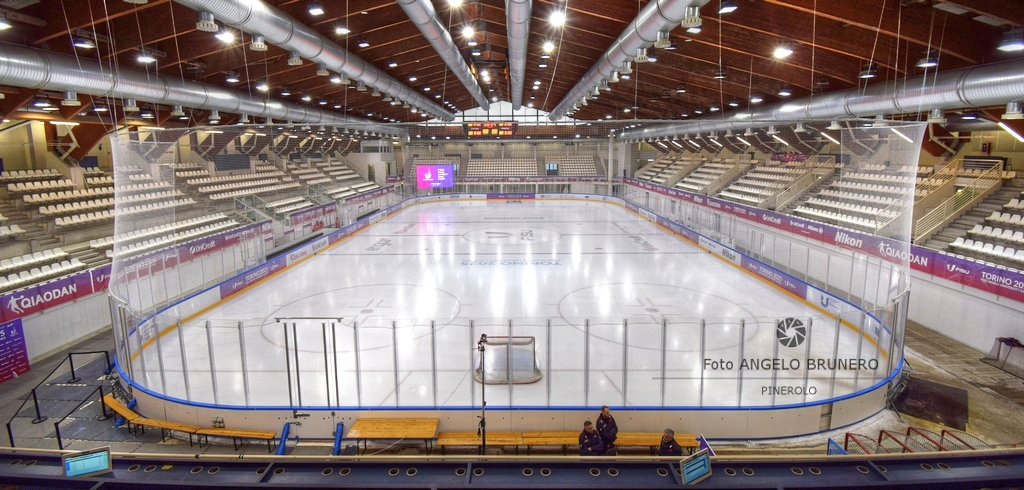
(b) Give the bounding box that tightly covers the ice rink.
[131,199,887,410]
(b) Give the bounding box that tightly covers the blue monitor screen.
[62,447,112,478]
[680,448,712,485]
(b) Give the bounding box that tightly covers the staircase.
[924,178,1024,251]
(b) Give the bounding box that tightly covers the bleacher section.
[556,156,600,176]
[718,166,802,206]
[464,158,538,177]
[676,162,732,191]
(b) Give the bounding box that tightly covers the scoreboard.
[464,122,517,137]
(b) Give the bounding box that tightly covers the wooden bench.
[347,418,439,454]
[436,431,523,454]
[103,394,200,441]
[521,431,579,455]
[193,427,278,452]
[614,431,700,455]
[102,394,274,451]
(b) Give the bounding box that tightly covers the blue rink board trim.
[116,194,901,414]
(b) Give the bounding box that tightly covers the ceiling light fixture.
[728,99,739,107]
[215,28,234,43]
[73,37,96,49]
[255,80,269,92]
[750,93,764,104]
[960,110,978,120]
[777,84,792,97]
[550,9,566,27]
[170,105,185,117]
[997,27,1024,52]
[123,98,138,112]
[225,71,240,83]
[542,41,555,53]
[714,66,726,79]
[718,1,738,14]
[357,38,370,48]
[137,48,156,64]
[773,44,793,59]
[916,49,939,68]
[0,17,11,30]
[335,26,350,36]
[308,3,324,16]
[858,63,878,79]
[927,108,946,123]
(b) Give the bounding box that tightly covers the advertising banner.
[0,318,28,384]
[0,273,94,321]
[625,179,1021,304]
[289,202,337,234]
[218,255,288,299]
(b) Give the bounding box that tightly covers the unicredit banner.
[625,178,1024,304]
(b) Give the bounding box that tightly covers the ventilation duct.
[396,0,489,110]
[619,57,1024,140]
[0,42,402,134]
[506,0,531,109]
[549,0,711,120]
[174,0,452,121]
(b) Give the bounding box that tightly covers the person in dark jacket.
[579,420,606,456]
[596,405,618,451]
[659,428,683,456]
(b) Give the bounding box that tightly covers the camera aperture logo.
[776,317,805,347]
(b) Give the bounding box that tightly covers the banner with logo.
[625,179,1024,304]
[486,193,536,200]
[218,255,288,299]
[288,202,337,230]
[460,176,605,184]
[0,318,29,384]
[0,273,94,322]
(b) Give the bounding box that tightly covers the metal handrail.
[912,164,1002,243]
[914,160,959,203]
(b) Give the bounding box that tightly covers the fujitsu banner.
[0,273,94,321]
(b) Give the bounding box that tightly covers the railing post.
[238,321,251,407]
[6,422,15,447]
[584,319,590,407]
[206,321,218,405]
[54,421,63,450]
[66,354,80,383]
[30,389,46,424]
[391,321,400,407]
[97,385,112,421]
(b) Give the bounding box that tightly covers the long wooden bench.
[521,431,579,455]
[520,430,700,455]
[194,427,278,452]
[346,418,439,454]
[101,394,200,442]
[102,394,275,452]
[435,431,523,454]
[614,431,700,455]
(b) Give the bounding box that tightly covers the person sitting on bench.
[659,428,683,456]
[579,420,606,456]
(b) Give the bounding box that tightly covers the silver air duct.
[506,0,531,110]
[397,0,489,110]
[0,42,401,135]
[173,0,453,121]
[619,58,1024,141]
[548,0,710,120]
